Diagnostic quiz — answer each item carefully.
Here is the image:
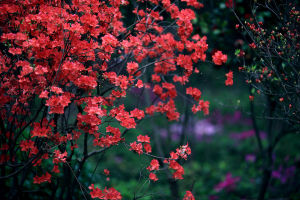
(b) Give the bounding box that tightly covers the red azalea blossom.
[192,100,210,115]
[129,141,143,155]
[136,79,143,88]
[89,184,122,200]
[127,62,139,75]
[249,42,257,49]
[186,87,201,101]
[225,71,233,86]
[249,95,254,101]
[104,169,110,176]
[53,150,67,164]
[143,143,152,153]
[149,173,158,182]
[183,191,195,200]
[33,172,51,184]
[147,159,160,171]
[212,51,227,65]
[137,135,150,143]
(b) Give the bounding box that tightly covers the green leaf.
[235,49,241,56]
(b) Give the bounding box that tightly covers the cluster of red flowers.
[33,172,52,184]
[147,159,160,182]
[183,191,195,200]
[186,87,202,101]
[212,51,228,65]
[192,100,210,115]
[164,144,192,179]
[89,184,122,200]
[130,135,152,155]
[225,71,233,86]
[0,0,230,199]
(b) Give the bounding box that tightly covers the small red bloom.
[137,135,150,143]
[225,71,233,86]
[136,79,143,88]
[183,191,195,200]
[52,165,60,173]
[149,173,158,182]
[279,97,284,102]
[53,150,67,164]
[212,51,227,65]
[127,62,139,75]
[33,172,51,184]
[147,159,160,171]
[249,95,254,101]
[104,169,110,176]
[186,87,201,101]
[144,143,152,153]
[129,141,143,155]
[249,42,257,49]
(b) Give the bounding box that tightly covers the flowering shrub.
[230,1,300,199]
[234,2,300,126]
[0,0,226,199]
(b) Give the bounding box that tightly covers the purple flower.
[272,170,281,179]
[272,165,296,184]
[214,173,240,192]
[245,154,256,163]
[194,120,221,139]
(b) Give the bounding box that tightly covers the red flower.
[279,97,284,102]
[183,191,195,200]
[130,109,145,120]
[75,75,97,90]
[137,135,150,143]
[152,74,161,82]
[89,184,122,200]
[249,42,257,49]
[249,95,254,101]
[52,165,60,173]
[127,62,139,75]
[129,141,143,155]
[225,71,233,86]
[53,150,67,164]
[186,87,201,101]
[51,86,63,94]
[33,172,51,184]
[136,79,143,88]
[169,160,184,179]
[104,169,110,176]
[225,0,234,8]
[192,100,210,115]
[8,47,22,55]
[144,143,152,153]
[39,90,49,99]
[147,159,160,171]
[45,94,71,114]
[149,173,158,182]
[212,51,227,65]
